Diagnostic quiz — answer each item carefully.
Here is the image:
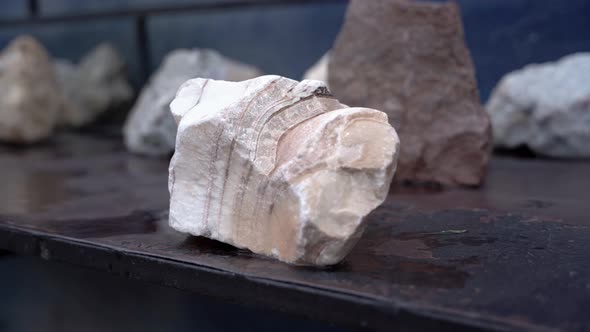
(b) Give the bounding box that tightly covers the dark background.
[1,0,589,100]
[1,0,589,331]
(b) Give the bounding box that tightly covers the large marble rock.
[487,53,590,158]
[124,49,262,156]
[0,36,63,143]
[329,0,491,186]
[56,43,133,127]
[169,76,399,265]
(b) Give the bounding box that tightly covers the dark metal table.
[0,133,588,331]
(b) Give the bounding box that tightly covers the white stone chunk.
[487,53,590,158]
[124,49,262,156]
[168,75,400,265]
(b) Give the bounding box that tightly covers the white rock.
[302,52,330,84]
[124,49,262,156]
[168,75,400,265]
[0,36,63,143]
[57,43,133,127]
[487,53,590,158]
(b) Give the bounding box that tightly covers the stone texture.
[487,53,590,158]
[0,36,63,143]
[56,43,133,127]
[302,52,330,84]
[124,49,262,156]
[329,0,491,186]
[168,75,399,265]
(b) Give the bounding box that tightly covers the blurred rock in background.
[487,53,590,158]
[302,52,329,84]
[123,48,262,157]
[0,36,133,144]
[56,43,134,128]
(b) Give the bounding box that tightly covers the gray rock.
[57,43,133,127]
[487,53,590,158]
[124,49,262,157]
[169,76,399,265]
[0,36,64,143]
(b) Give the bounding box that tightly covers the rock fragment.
[124,49,262,156]
[0,36,63,143]
[487,53,590,158]
[57,43,133,127]
[329,0,491,186]
[168,76,399,265]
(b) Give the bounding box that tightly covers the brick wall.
[0,0,347,89]
[0,0,589,100]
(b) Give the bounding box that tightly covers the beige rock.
[302,52,330,84]
[487,53,590,158]
[0,36,63,143]
[168,75,399,265]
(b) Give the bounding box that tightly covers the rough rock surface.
[57,43,133,127]
[168,75,399,265]
[303,52,330,84]
[0,36,63,143]
[124,49,262,156]
[487,53,590,158]
[329,0,491,186]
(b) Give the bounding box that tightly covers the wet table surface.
[0,133,589,331]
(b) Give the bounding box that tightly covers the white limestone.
[168,75,399,265]
[487,53,590,158]
[302,52,330,84]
